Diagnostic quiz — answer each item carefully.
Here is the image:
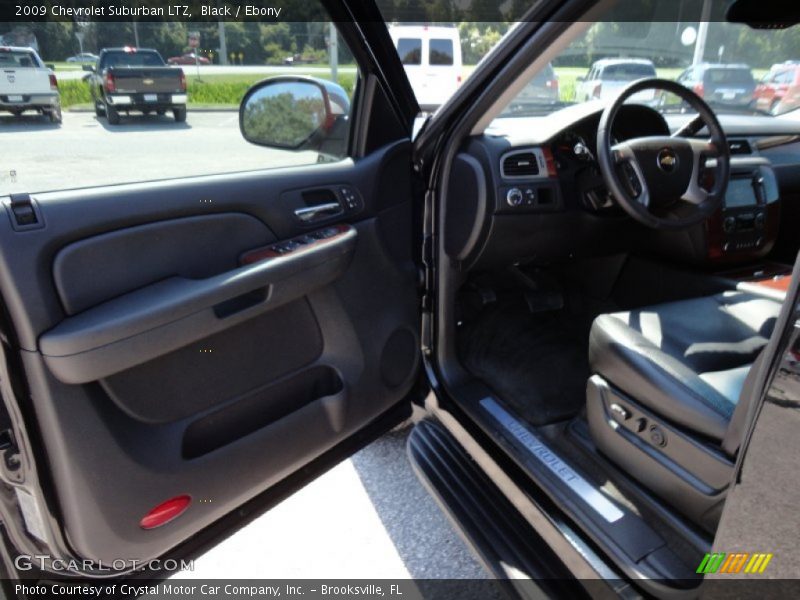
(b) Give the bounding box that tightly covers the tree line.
[2,19,797,69]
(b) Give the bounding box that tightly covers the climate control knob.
[506,188,524,207]
[754,211,766,230]
[722,216,736,233]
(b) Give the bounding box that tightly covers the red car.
[753,63,800,114]
[167,53,210,65]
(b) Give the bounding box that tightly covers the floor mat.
[458,301,589,426]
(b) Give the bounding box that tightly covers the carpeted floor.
[458,299,589,426]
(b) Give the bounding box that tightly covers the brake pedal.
[524,290,564,314]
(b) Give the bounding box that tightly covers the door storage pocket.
[182,365,344,458]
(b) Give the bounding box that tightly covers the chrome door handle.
[294,202,342,223]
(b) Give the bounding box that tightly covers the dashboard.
[445,102,800,270]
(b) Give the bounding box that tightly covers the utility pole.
[692,0,712,66]
[133,20,140,47]
[329,22,338,82]
[218,21,228,65]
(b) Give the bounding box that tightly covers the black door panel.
[40,226,357,384]
[0,140,419,564]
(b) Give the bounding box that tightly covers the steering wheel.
[597,78,730,230]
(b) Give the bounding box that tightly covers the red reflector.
[140,495,191,529]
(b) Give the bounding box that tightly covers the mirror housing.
[82,64,95,72]
[239,76,350,152]
[576,76,585,82]
[726,0,799,28]
[45,63,55,70]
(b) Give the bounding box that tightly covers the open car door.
[0,4,423,580]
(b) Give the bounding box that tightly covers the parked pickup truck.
[85,47,187,124]
[0,46,61,123]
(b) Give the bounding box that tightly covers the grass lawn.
[58,71,357,108]
[51,61,85,71]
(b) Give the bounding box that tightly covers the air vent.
[728,139,752,155]
[502,152,540,178]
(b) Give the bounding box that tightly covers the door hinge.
[6,193,44,231]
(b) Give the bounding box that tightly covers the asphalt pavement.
[171,426,488,580]
[3,110,314,195]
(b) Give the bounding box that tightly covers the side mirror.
[82,64,95,72]
[576,76,585,82]
[45,63,55,70]
[239,76,350,151]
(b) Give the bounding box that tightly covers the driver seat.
[586,290,782,531]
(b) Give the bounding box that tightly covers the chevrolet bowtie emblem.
[657,148,678,172]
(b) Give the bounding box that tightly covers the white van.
[389,25,463,110]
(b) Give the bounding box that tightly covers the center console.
[706,157,780,262]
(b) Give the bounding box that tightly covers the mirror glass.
[241,81,327,148]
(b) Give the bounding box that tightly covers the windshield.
[704,68,754,85]
[499,16,800,118]
[380,0,799,118]
[601,63,657,80]
[0,49,39,68]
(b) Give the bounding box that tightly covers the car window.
[1,22,358,196]
[429,39,454,66]
[531,64,556,84]
[102,51,165,68]
[601,63,657,80]
[704,68,754,85]
[396,38,422,65]
[0,50,38,68]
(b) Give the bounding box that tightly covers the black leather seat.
[589,291,782,441]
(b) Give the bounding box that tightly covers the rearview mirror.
[82,64,95,72]
[239,76,349,151]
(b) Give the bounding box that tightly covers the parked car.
[167,53,211,66]
[85,47,187,124]
[0,45,61,123]
[754,63,800,114]
[508,62,560,110]
[675,63,756,108]
[576,58,657,102]
[389,24,463,110]
[65,53,98,64]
